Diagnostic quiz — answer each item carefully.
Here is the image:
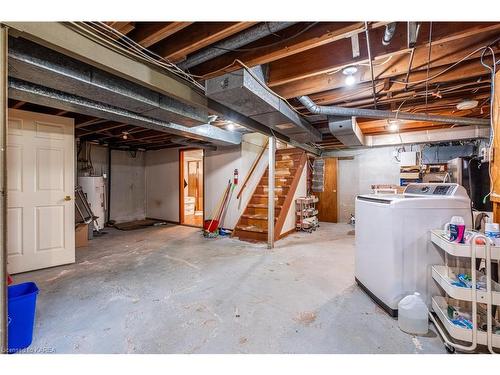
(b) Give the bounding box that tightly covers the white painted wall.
[280,165,307,235]
[145,148,180,222]
[143,133,304,231]
[109,149,146,223]
[204,133,269,230]
[336,146,400,223]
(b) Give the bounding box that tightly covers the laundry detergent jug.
[398,292,429,335]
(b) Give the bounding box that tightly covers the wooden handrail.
[236,139,269,199]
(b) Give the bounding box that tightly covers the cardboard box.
[75,223,88,248]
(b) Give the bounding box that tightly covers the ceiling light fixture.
[345,75,356,86]
[342,66,358,87]
[226,122,235,131]
[387,119,400,132]
[342,66,358,75]
[122,131,129,140]
[456,99,479,111]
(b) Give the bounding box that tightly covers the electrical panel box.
[400,151,418,166]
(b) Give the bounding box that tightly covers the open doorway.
[179,149,204,227]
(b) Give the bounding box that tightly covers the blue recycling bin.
[8,282,39,353]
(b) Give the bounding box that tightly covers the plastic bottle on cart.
[485,220,500,246]
[398,292,429,335]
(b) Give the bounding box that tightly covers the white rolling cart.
[429,229,500,354]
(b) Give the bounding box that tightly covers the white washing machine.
[355,183,472,316]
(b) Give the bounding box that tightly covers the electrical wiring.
[479,45,496,204]
[210,22,319,52]
[67,22,204,90]
[425,22,433,113]
[86,22,204,89]
[391,37,500,87]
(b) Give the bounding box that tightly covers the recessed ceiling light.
[456,99,478,111]
[342,66,358,75]
[345,75,356,86]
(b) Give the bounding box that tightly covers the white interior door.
[7,109,75,274]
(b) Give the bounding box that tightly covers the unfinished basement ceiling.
[87,21,500,150]
[7,21,499,151]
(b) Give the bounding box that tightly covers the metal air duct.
[179,22,296,70]
[328,117,365,146]
[8,36,208,127]
[297,96,491,127]
[8,78,241,147]
[206,67,322,143]
[382,23,397,46]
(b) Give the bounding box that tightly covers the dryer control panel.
[404,183,459,196]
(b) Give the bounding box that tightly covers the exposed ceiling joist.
[151,22,257,62]
[271,23,500,97]
[104,22,135,37]
[4,22,208,109]
[303,58,491,107]
[190,22,369,78]
[127,22,193,48]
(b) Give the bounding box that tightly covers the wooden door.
[316,157,338,223]
[7,109,75,274]
[188,161,202,210]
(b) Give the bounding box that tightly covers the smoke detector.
[456,99,478,111]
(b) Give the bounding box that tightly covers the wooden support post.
[492,71,500,222]
[267,136,276,249]
[0,25,8,354]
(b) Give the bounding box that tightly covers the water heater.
[78,176,106,230]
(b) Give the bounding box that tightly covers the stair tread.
[235,225,268,233]
[241,214,277,221]
[253,194,285,198]
[247,203,282,209]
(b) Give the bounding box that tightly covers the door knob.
[64,195,72,201]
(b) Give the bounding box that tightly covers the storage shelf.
[430,230,500,260]
[432,265,500,305]
[432,296,500,348]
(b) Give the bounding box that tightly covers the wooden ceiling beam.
[77,123,129,137]
[11,100,26,109]
[75,118,109,129]
[192,22,368,78]
[268,24,500,98]
[128,22,193,48]
[294,59,491,111]
[151,22,257,62]
[104,22,135,36]
[274,29,500,99]
[92,126,149,141]
[358,120,452,135]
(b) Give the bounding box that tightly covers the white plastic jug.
[398,292,429,335]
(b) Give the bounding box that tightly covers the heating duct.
[382,23,397,46]
[298,95,491,147]
[9,78,242,147]
[206,67,321,143]
[297,96,490,126]
[8,36,207,127]
[179,22,296,70]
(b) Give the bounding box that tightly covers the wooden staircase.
[232,148,307,242]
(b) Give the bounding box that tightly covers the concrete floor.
[15,223,446,354]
